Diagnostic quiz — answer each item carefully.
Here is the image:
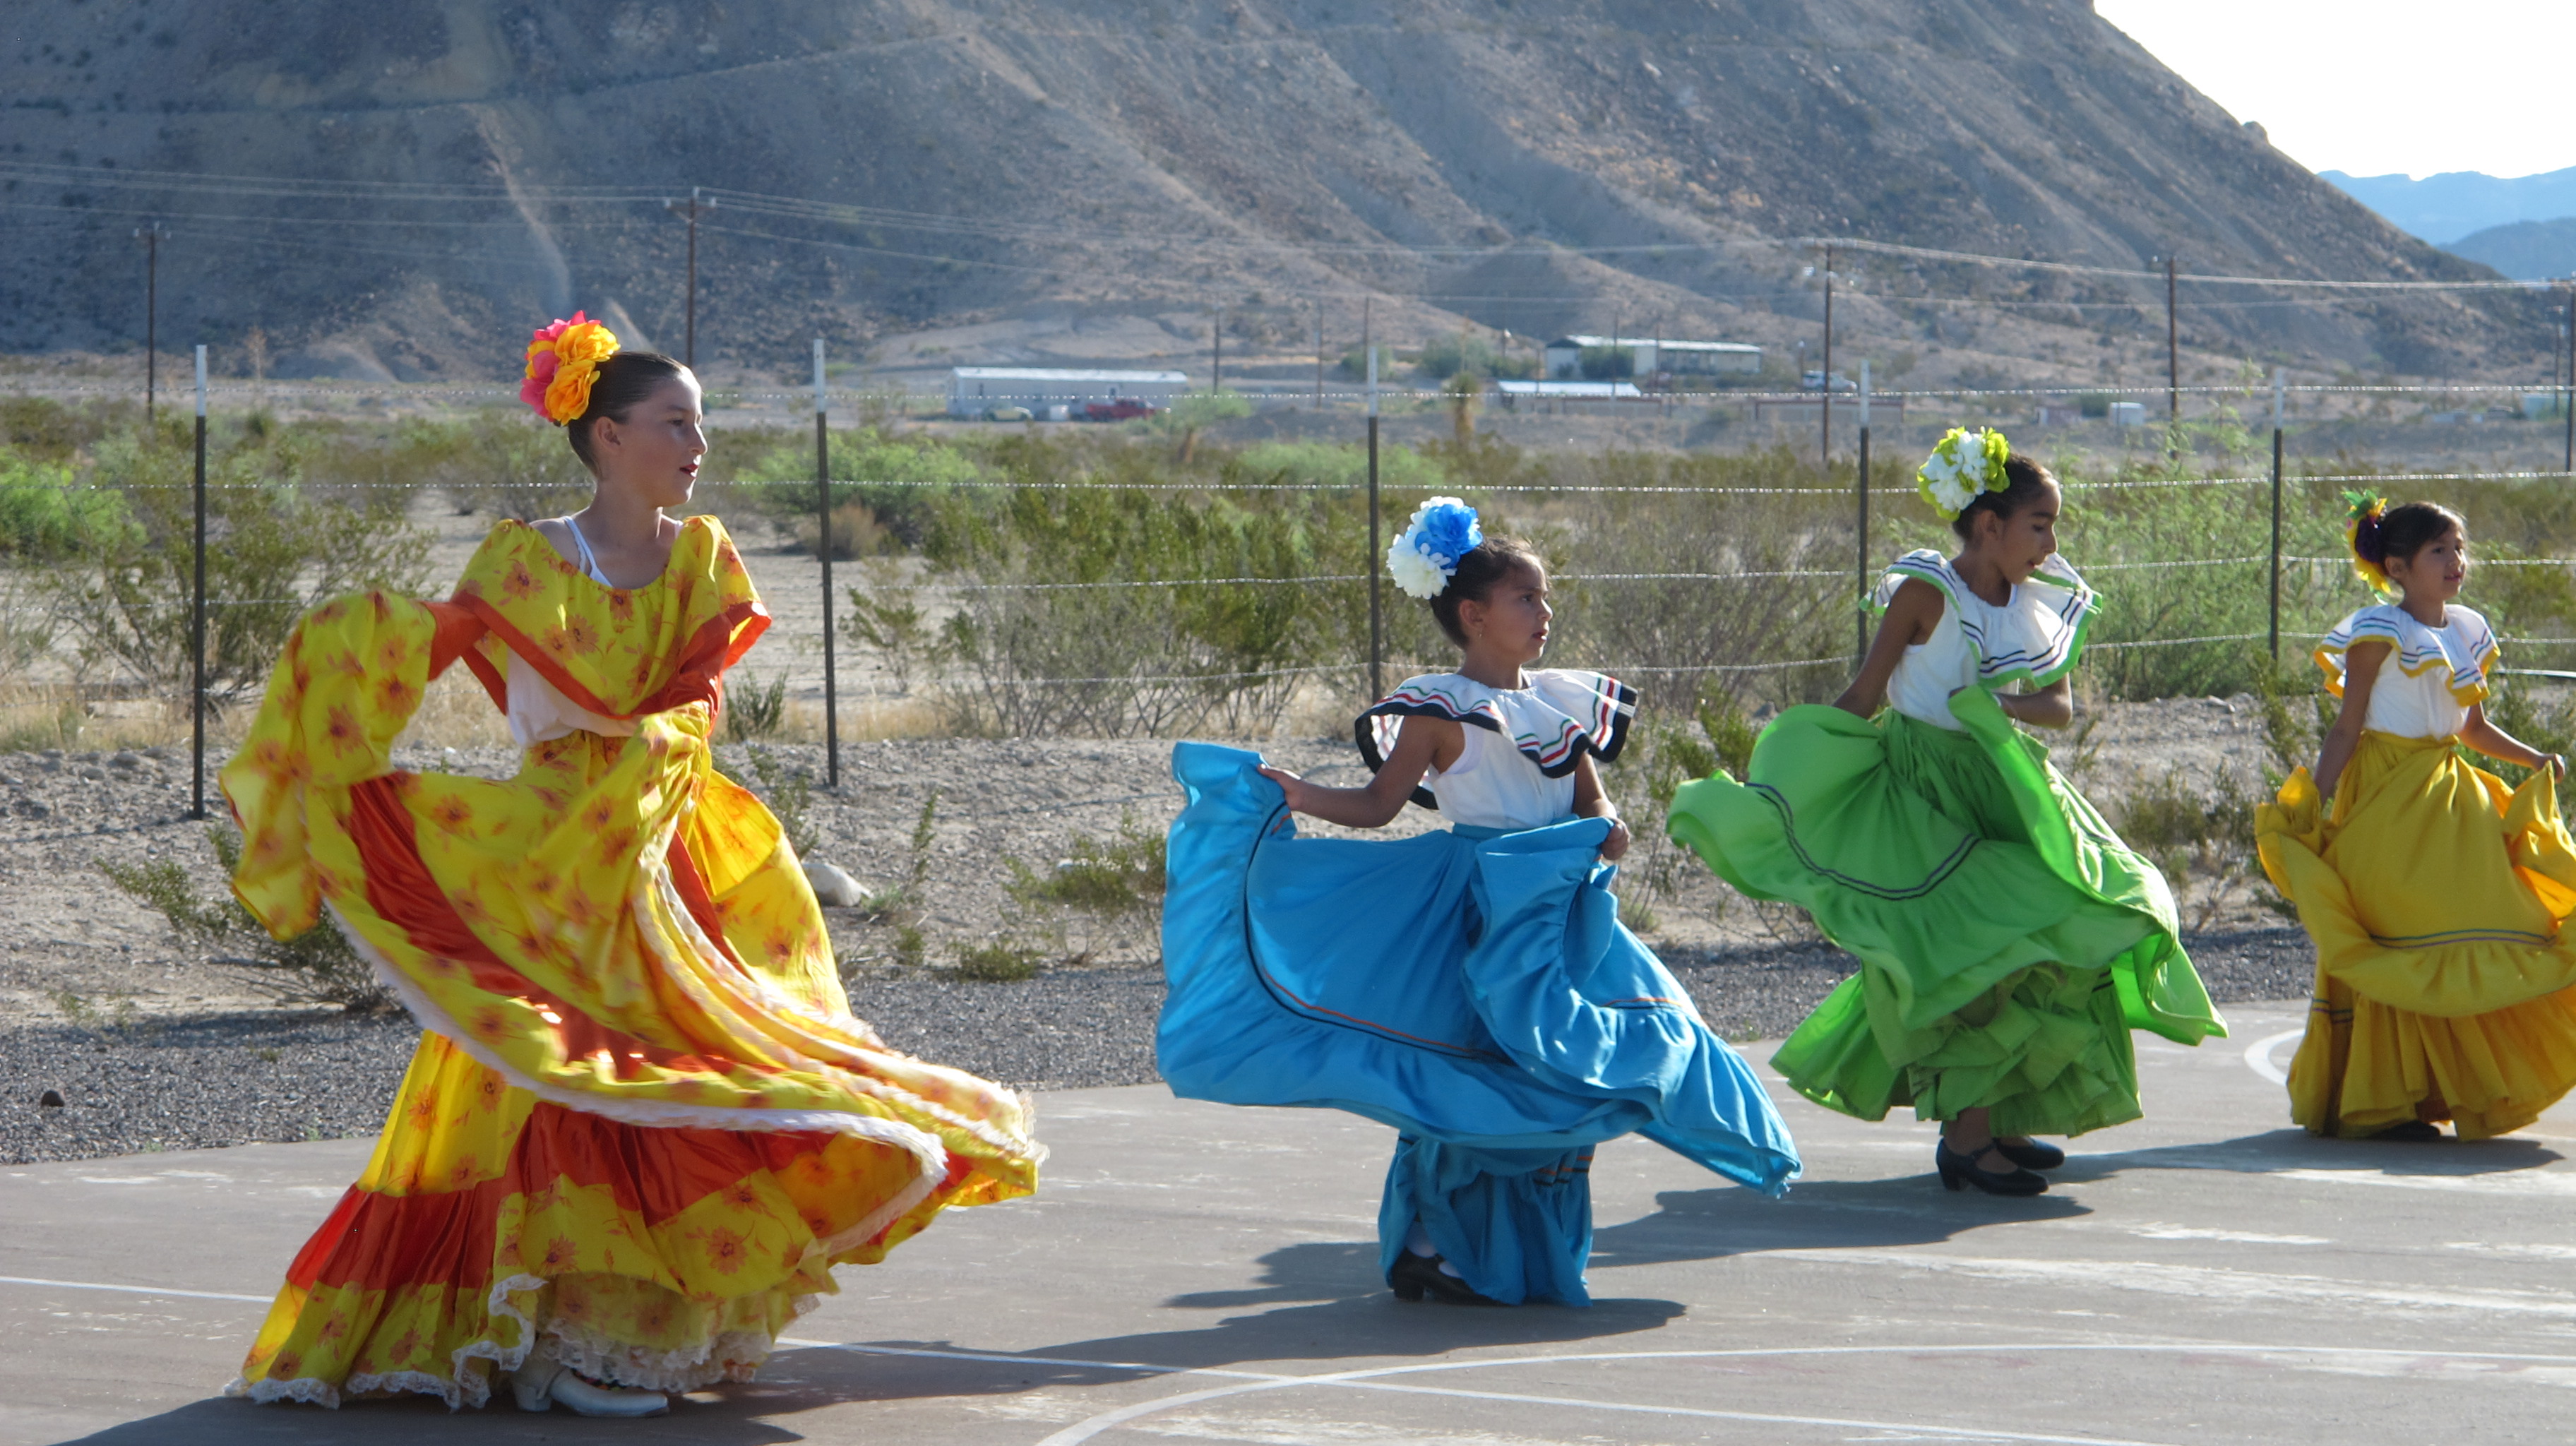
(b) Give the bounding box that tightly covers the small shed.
[947,367,1188,417]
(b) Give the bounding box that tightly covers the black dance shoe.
[1993,1137,2067,1171]
[1936,1137,2049,1196]
[1388,1251,1505,1305]
[2369,1120,2444,1142]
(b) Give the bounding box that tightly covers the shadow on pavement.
[2058,1128,2565,1184]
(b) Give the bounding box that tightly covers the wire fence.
[13,419,2576,847]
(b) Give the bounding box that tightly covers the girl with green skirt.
[1666,431,2225,1195]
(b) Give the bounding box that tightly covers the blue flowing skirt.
[1159,743,1801,1304]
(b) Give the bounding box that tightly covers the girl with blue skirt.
[1159,499,1801,1306]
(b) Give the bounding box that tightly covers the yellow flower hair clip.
[2343,490,2395,597]
[520,312,621,426]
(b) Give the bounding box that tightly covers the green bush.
[53,424,429,700]
[102,826,392,1012]
[0,455,133,561]
[1413,334,1537,381]
[1233,440,1445,494]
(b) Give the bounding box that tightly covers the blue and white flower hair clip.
[1387,496,1483,599]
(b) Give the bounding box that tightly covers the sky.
[2092,1,2576,180]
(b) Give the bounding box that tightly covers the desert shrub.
[52,424,429,700]
[1233,439,1446,494]
[1150,391,1254,464]
[1414,333,1537,381]
[407,409,595,520]
[794,499,891,559]
[735,742,821,857]
[721,425,986,546]
[919,477,1354,736]
[102,826,393,1012]
[2115,769,2267,931]
[0,456,134,561]
[954,938,1042,981]
[0,395,121,462]
[847,561,932,693]
[724,673,789,741]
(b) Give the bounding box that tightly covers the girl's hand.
[1257,764,1316,814]
[2549,753,2568,781]
[1598,817,1631,862]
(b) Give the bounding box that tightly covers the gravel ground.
[1,926,2311,1165]
[0,694,2317,1164]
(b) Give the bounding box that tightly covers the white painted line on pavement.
[1018,1342,2576,1446]
[1784,1249,2576,1317]
[0,1274,268,1304]
[2243,1027,2301,1084]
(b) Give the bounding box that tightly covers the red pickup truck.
[1083,399,1159,422]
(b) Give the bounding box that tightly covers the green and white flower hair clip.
[1916,426,2012,520]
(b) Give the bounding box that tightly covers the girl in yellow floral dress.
[2258,494,2576,1140]
[223,316,1042,1417]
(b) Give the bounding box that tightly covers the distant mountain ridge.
[2445,219,2576,282]
[2324,167,2576,245]
[0,0,2544,382]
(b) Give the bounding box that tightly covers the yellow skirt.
[2258,731,2576,1137]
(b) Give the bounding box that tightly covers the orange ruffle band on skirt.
[2258,731,2576,1138]
[239,1035,977,1409]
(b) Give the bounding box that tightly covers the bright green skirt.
[1668,689,2225,1137]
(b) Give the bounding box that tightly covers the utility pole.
[665,188,713,367]
[1212,307,1223,394]
[1820,242,1835,477]
[2564,282,2574,473]
[2165,253,2180,458]
[1314,299,1324,410]
[136,224,166,421]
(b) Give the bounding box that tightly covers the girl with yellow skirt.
[222,317,1041,1416]
[2257,494,2576,1140]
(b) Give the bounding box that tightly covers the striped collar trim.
[2317,603,2496,705]
[1355,670,1639,806]
[1873,549,2099,688]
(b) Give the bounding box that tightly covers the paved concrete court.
[8,1002,2576,1445]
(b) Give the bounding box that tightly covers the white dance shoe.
[511,1346,670,1417]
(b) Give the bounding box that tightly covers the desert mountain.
[1,0,2548,384]
[2448,219,2576,284]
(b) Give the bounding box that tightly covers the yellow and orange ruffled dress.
[2257,601,2576,1137]
[221,518,1041,1409]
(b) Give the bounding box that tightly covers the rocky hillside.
[1,0,2549,385]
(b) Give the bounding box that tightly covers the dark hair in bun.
[2353,500,2464,574]
[1429,535,1545,647]
[567,351,689,470]
[1951,452,2059,539]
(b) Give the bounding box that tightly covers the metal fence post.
[815,338,838,788]
[1855,359,1871,664]
[2270,367,2285,664]
[190,345,208,820]
[1819,242,1834,479]
[1366,325,1383,702]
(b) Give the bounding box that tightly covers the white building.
[1541,335,1762,381]
[946,367,1189,417]
[1494,379,1647,414]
